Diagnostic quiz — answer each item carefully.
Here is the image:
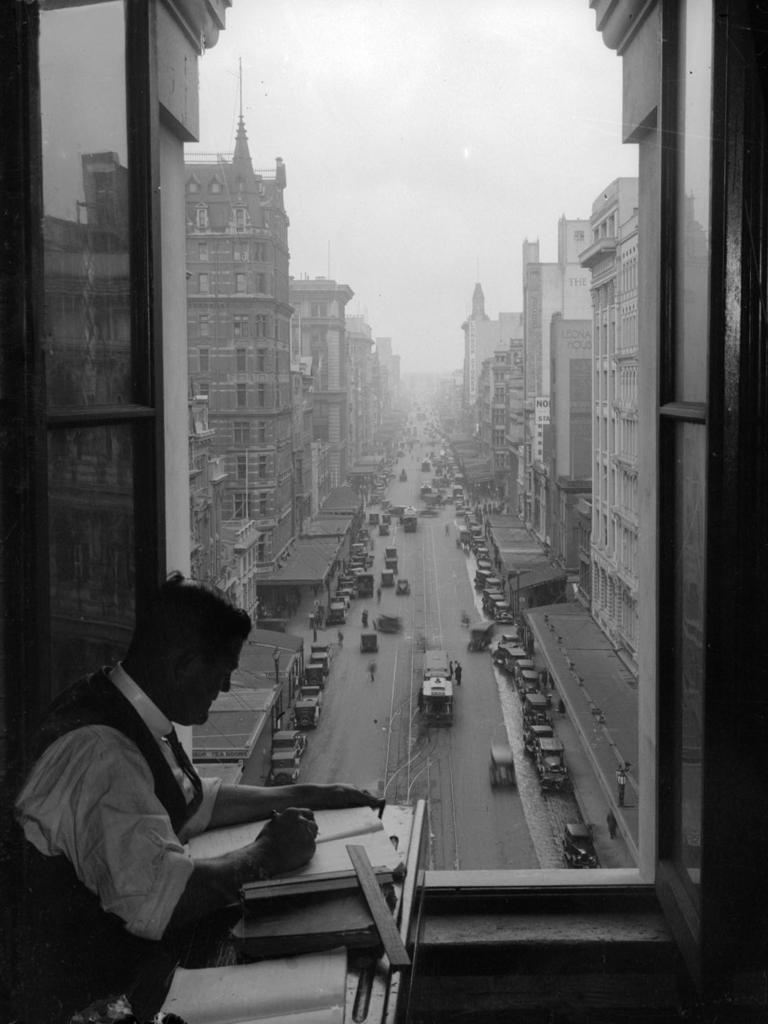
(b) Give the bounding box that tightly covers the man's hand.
[249,807,318,877]
[308,784,384,811]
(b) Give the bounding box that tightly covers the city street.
[294,442,624,871]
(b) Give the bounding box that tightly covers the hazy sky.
[189,0,638,374]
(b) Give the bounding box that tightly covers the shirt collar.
[109,662,172,740]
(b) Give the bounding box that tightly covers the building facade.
[289,277,354,490]
[580,178,639,663]
[184,118,293,600]
[520,220,592,538]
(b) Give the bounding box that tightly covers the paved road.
[301,448,539,870]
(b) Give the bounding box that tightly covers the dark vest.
[13,670,199,1023]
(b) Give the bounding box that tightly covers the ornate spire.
[472,282,486,318]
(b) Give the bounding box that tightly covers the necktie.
[165,727,203,818]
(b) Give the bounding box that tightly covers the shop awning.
[302,515,353,538]
[257,537,339,586]
[348,456,384,475]
[321,485,362,515]
[192,684,272,762]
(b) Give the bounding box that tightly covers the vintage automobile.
[308,650,330,677]
[360,631,379,653]
[489,741,516,787]
[399,468,408,481]
[326,600,346,626]
[492,643,528,672]
[524,722,554,757]
[375,614,402,634]
[537,737,569,791]
[267,749,301,786]
[356,572,375,599]
[395,578,410,596]
[368,512,380,526]
[303,662,325,688]
[310,641,332,664]
[562,822,599,868]
[385,556,399,573]
[518,668,541,696]
[522,692,552,728]
[380,569,395,588]
[294,687,322,729]
[467,620,494,651]
[271,729,307,759]
[378,521,390,536]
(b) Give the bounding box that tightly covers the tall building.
[461,283,490,406]
[184,116,293,603]
[345,314,377,460]
[580,178,639,664]
[546,314,593,575]
[520,218,592,542]
[290,277,354,492]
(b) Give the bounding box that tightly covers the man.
[454,662,463,686]
[12,573,379,1022]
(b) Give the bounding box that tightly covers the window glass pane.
[672,422,705,888]
[40,1,131,409]
[674,0,712,403]
[48,425,136,696]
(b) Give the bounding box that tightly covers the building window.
[255,272,267,293]
[233,492,247,518]
[235,272,246,293]
[199,315,209,338]
[198,273,209,293]
[257,382,266,407]
[234,421,250,445]
[235,347,246,373]
[195,205,208,229]
[256,348,266,372]
[257,421,267,443]
[311,302,327,317]
[198,347,209,372]
[233,315,247,338]
[210,179,222,194]
[236,454,246,481]
[258,455,268,479]
[198,241,208,261]
[234,242,248,261]
[236,383,246,408]
[234,206,247,231]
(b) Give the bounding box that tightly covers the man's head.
[124,572,252,725]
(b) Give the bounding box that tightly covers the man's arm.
[207,782,382,830]
[166,807,317,932]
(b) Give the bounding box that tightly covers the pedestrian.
[361,608,368,628]
[448,659,454,679]
[607,809,618,839]
[337,629,344,648]
[376,586,382,604]
[454,662,462,686]
[616,764,628,806]
[368,660,376,683]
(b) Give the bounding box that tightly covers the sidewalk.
[526,604,639,865]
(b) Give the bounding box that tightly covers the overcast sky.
[189,0,638,374]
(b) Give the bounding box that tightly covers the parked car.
[360,631,379,653]
[562,822,599,868]
[267,749,301,785]
[271,729,307,759]
[294,687,322,729]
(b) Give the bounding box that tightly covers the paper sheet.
[188,805,385,861]
[159,948,347,1023]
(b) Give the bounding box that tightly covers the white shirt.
[15,664,221,941]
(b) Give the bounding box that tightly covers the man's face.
[170,638,243,725]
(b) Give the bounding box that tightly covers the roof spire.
[238,56,243,121]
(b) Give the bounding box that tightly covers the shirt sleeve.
[15,726,194,941]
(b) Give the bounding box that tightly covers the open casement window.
[409,2,768,1017]
[0,0,166,756]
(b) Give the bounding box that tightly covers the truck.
[403,510,418,532]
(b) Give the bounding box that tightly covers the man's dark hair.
[131,571,251,661]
